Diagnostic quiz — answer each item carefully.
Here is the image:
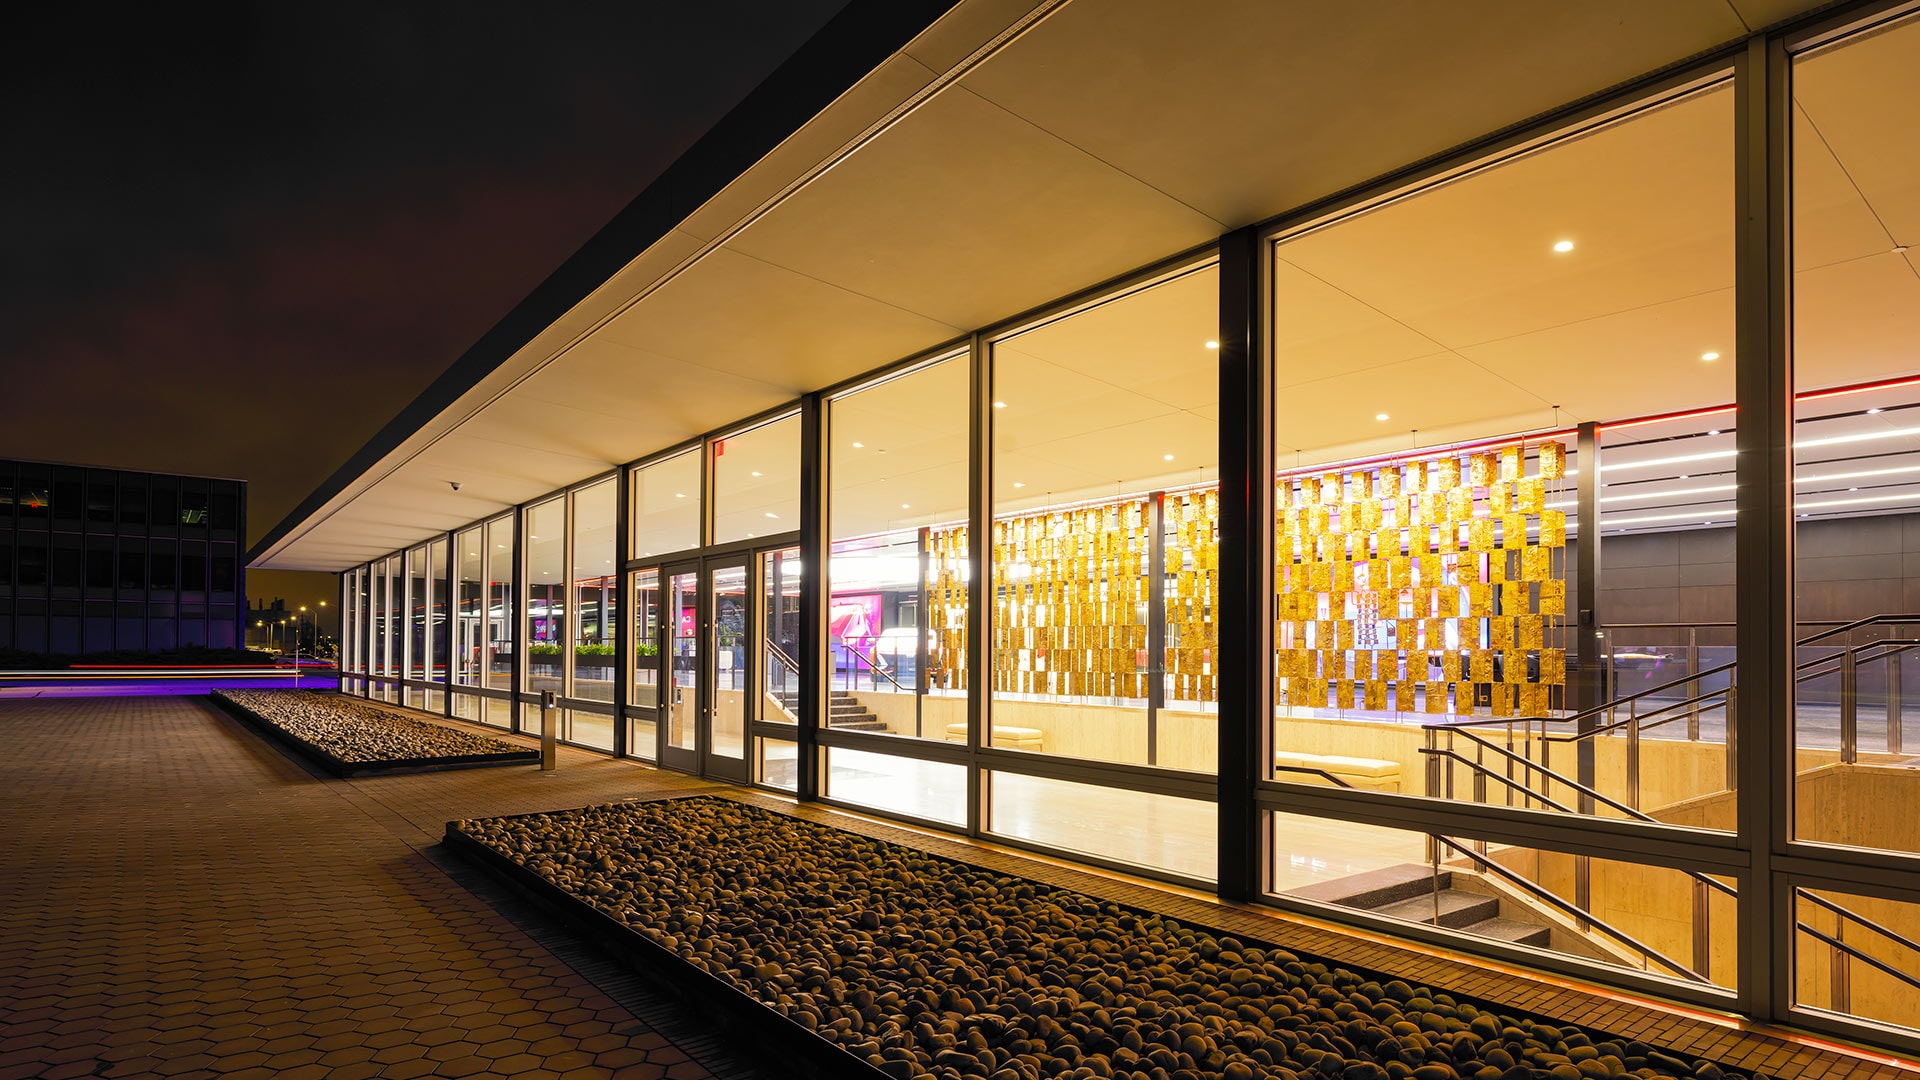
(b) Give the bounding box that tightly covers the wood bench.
[946,722,1044,752]
[1273,750,1401,792]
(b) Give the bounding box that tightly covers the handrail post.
[1888,646,1904,758]
[1832,911,1850,1015]
[1425,727,1441,800]
[1688,626,1701,741]
[1725,684,1738,793]
[1627,708,1641,812]
[1693,878,1711,981]
[1841,649,1859,765]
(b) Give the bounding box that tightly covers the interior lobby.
[248,0,1920,1056]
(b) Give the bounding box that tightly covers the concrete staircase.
[774,689,890,732]
[1286,863,1552,947]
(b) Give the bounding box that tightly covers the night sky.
[0,2,847,630]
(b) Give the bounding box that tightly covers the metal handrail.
[1797,921,1920,995]
[1429,835,1710,983]
[1798,889,1920,968]
[833,639,910,693]
[1426,615,1920,740]
[1423,745,1738,899]
[763,643,801,721]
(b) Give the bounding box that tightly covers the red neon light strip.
[1275,427,1578,482]
[1600,372,1920,433]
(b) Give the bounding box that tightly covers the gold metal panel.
[1539,440,1567,480]
[1489,617,1512,650]
[1540,579,1566,615]
[1424,682,1448,713]
[1523,545,1551,582]
[1469,452,1495,487]
[1469,649,1494,683]
[1541,510,1567,548]
[1517,477,1546,514]
[1517,616,1544,650]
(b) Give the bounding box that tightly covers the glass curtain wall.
[984,265,1221,877]
[630,450,701,559]
[455,527,483,687]
[569,479,617,750]
[428,536,448,689]
[713,415,799,545]
[525,498,566,700]
[485,514,514,697]
[629,568,661,760]
[406,544,427,684]
[1265,79,1738,984]
[1789,9,1920,1036]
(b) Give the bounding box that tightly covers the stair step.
[830,719,890,731]
[1463,917,1552,948]
[1370,889,1499,929]
[1286,863,1450,909]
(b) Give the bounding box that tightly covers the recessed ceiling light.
[746,532,755,538]
[1708,430,1720,436]
[994,401,1007,408]
[1678,475,1689,480]
[1163,454,1175,461]
[852,442,865,448]
[1013,482,1025,489]
[900,503,910,509]
[1552,240,1575,253]
[764,512,779,519]
[1868,407,1884,415]
[1375,413,1390,422]
[1204,340,1220,350]
[1701,351,1720,362]
[674,493,685,498]
[1849,487,1859,492]
[751,471,762,477]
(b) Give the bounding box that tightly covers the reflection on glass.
[631,569,662,709]
[569,709,614,752]
[710,563,747,760]
[990,267,1220,770]
[988,772,1215,881]
[406,544,427,680]
[713,414,800,544]
[758,737,798,792]
[1791,11,1920,860]
[456,528,483,687]
[825,747,965,825]
[1271,812,1735,988]
[571,480,617,705]
[525,499,566,694]
[631,450,702,558]
[830,357,968,742]
[428,537,448,683]
[484,515,514,691]
[1793,887,1920,1033]
[762,547,801,724]
[668,570,699,753]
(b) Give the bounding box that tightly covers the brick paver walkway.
[0,695,744,1080]
[2,695,1914,1080]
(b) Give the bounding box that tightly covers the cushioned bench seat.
[946,722,1044,751]
[1273,750,1401,792]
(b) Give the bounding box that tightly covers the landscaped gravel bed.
[452,797,1755,1080]
[216,689,533,769]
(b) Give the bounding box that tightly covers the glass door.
[704,560,751,783]
[660,563,701,774]
[627,568,662,761]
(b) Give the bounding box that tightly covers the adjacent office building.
[248,0,1920,1052]
[2,458,246,655]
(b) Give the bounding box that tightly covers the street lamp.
[296,606,308,674]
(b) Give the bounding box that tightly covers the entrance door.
[659,563,701,774]
[703,560,751,783]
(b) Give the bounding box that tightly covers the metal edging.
[798,392,825,801]
[1732,32,1796,1025]
[612,469,631,759]
[966,331,989,839]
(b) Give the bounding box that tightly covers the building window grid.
[303,10,1920,1046]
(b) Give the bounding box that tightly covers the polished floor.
[1,695,1911,1080]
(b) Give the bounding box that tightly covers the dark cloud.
[0,1,848,614]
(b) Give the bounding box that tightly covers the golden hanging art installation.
[1274,439,1571,718]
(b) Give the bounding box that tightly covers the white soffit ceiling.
[258,0,1855,571]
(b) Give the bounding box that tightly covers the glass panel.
[1270,82,1736,825]
[630,450,701,558]
[992,267,1219,770]
[485,515,515,691]
[627,713,658,762]
[385,554,402,676]
[824,747,965,826]
[569,708,614,753]
[526,499,565,694]
[372,558,390,674]
[1270,812,1735,989]
[710,563,747,760]
[667,569,699,754]
[1791,10,1920,858]
[428,537,448,683]
[451,690,482,724]
[571,480,617,703]
[486,696,514,730]
[630,569,662,708]
[988,772,1215,881]
[758,737,799,792]
[713,414,800,545]
[1793,887,1920,1033]
[830,358,966,741]
[406,545,427,680]
[761,547,801,725]
[456,528,483,686]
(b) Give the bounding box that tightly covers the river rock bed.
[217,689,532,766]
[452,797,1753,1080]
